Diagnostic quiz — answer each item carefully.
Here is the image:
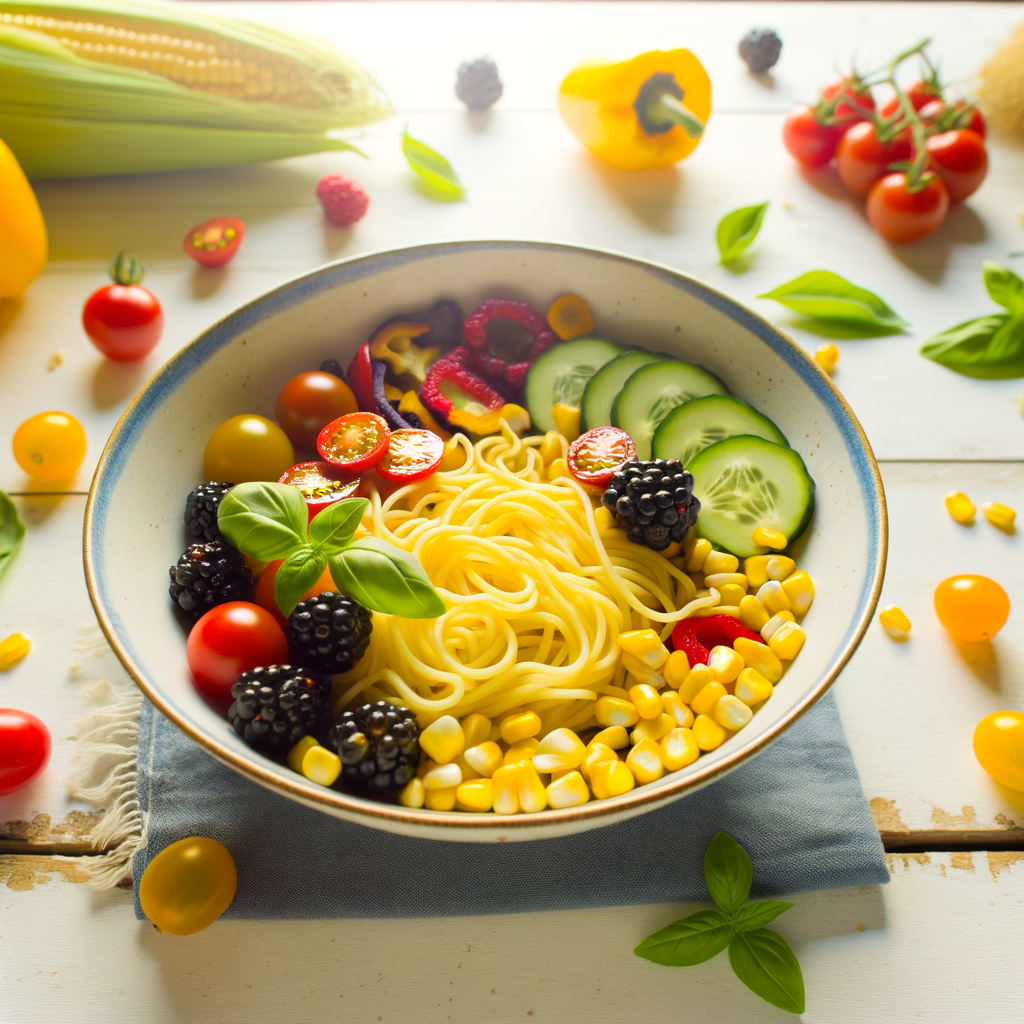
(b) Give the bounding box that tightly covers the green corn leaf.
[0,490,25,579]
[717,202,768,265]
[728,929,806,1015]
[703,831,753,913]
[732,900,795,933]
[274,545,326,619]
[402,128,465,199]
[920,313,1024,379]
[329,537,446,618]
[308,497,369,554]
[217,482,309,560]
[634,910,733,967]
[983,262,1024,316]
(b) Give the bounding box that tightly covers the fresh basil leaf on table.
[717,202,768,265]
[402,128,465,199]
[728,928,806,1014]
[274,545,327,619]
[217,482,308,559]
[330,537,447,618]
[633,910,733,966]
[982,260,1024,316]
[703,831,753,912]
[0,490,25,578]
[921,314,1024,379]
[732,899,796,932]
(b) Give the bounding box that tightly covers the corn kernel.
[743,555,772,589]
[945,490,976,524]
[660,727,700,771]
[590,758,636,799]
[297,744,341,786]
[590,725,629,750]
[625,737,665,785]
[662,690,695,729]
[286,735,319,774]
[780,570,815,617]
[420,715,465,764]
[690,680,728,716]
[0,632,31,671]
[735,667,774,706]
[581,742,618,781]
[424,762,463,790]
[503,738,539,766]
[398,778,426,808]
[500,710,542,744]
[532,728,586,773]
[618,628,670,669]
[693,714,728,751]
[546,770,590,808]
[662,649,690,689]
[766,556,796,582]
[621,652,666,688]
[539,431,563,466]
[814,343,840,373]
[596,695,641,728]
[707,645,744,684]
[732,636,782,683]
[769,620,806,660]
[757,580,792,616]
[461,713,492,748]
[761,610,796,642]
[718,583,747,606]
[879,605,912,638]
[690,604,741,619]
[629,683,663,720]
[492,764,520,814]
[661,540,683,559]
[425,785,458,811]
[982,502,1016,532]
[686,538,713,572]
[453,754,480,781]
[594,506,618,532]
[704,572,748,592]
[677,663,714,704]
[455,778,494,812]
[753,526,787,549]
[713,695,753,731]
[739,595,770,632]
[631,712,675,745]
[517,761,548,813]
[702,549,739,575]
[463,741,503,777]
[551,402,581,442]
[547,457,570,482]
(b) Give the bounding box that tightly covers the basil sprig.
[716,202,768,265]
[634,833,805,1015]
[759,270,908,337]
[0,489,25,579]
[920,262,1024,379]
[402,128,465,200]
[217,482,445,620]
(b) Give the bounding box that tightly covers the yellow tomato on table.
[973,712,1024,792]
[933,575,1009,642]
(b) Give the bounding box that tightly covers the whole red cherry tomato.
[567,426,637,488]
[317,411,389,475]
[879,79,941,119]
[186,601,288,704]
[919,99,986,139]
[821,74,876,123]
[926,129,988,204]
[782,105,844,167]
[183,216,245,268]
[275,371,359,451]
[867,172,950,244]
[835,121,912,196]
[0,708,51,795]
[82,250,163,362]
[375,428,444,483]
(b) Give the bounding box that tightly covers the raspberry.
[316,174,369,226]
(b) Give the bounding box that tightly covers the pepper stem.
[634,72,705,139]
[108,249,145,286]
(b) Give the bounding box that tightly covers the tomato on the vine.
[0,708,51,795]
[183,217,244,268]
[835,121,912,197]
[317,411,389,474]
[375,428,444,483]
[782,105,844,167]
[879,79,941,118]
[82,251,163,362]
[821,74,876,123]
[926,129,988,204]
[567,427,637,488]
[919,99,986,139]
[866,172,949,244]
[275,371,358,451]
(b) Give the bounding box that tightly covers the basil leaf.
[329,537,446,619]
[402,128,465,199]
[733,900,795,933]
[633,909,733,967]
[758,270,908,335]
[717,202,768,265]
[983,261,1024,315]
[0,490,25,579]
[728,929,806,1015]
[217,482,308,560]
[274,545,326,619]
[308,497,369,554]
[921,313,1024,379]
[703,831,753,913]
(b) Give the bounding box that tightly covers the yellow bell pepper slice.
[368,321,442,390]
[0,138,47,297]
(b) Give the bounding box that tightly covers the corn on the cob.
[0,0,391,179]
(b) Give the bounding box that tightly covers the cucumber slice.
[611,361,728,460]
[653,395,788,469]
[524,337,624,434]
[580,348,669,432]
[689,435,815,558]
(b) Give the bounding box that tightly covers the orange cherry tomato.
[933,574,1010,642]
[866,172,949,244]
[278,460,359,522]
[973,711,1024,792]
[317,412,389,474]
[183,217,244,268]
[375,428,444,483]
[255,559,335,629]
[275,371,358,451]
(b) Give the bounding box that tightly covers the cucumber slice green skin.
[580,348,669,432]
[611,361,729,461]
[689,434,815,558]
[524,336,624,434]
[652,394,789,470]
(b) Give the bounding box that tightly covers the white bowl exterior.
[86,241,884,842]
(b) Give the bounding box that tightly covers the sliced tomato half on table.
[183,217,244,267]
[375,428,444,483]
[567,426,636,488]
[317,411,389,474]
[278,460,360,522]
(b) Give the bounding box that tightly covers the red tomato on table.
[820,74,876,123]
[867,172,949,244]
[835,121,912,197]
[183,217,244,267]
[82,250,163,362]
[0,708,51,795]
[926,129,988,204]
[782,105,844,167]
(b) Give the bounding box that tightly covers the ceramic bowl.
[85,240,886,842]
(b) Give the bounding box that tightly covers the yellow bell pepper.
[0,137,47,297]
[558,44,712,171]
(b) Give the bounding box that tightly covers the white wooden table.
[3,3,1024,1020]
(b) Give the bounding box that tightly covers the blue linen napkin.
[131,690,888,920]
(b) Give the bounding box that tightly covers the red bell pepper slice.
[347,343,377,413]
[671,615,763,666]
[420,348,507,431]
[183,217,244,268]
[462,298,556,389]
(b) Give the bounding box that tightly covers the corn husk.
[0,0,392,179]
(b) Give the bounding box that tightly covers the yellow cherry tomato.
[973,711,1024,792]
[139,836,238,935]
[12,411,86,481]
[203,414,294,483]
[933,574,1010,642]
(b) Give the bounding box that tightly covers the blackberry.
[600,458,701,551]
[328,701,420,793]
[455,56,503,111]
[168,538,253,619]
[229,665,332,756]
[184,481,234,542]
[738,28,782,75]
[319,358,345,380]
[288,592,372,675]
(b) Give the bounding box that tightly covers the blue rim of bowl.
[84,238,888,835]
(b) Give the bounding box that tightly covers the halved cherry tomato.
[346,343,376,413]
[275,371,358,451]
[867,172,949,244]
[821,74,876,123]
[835,121,912,196]
[375,428,444,483]
[0,708,51,795]
[183,217,244,268]
[567,427,637,488]
[279,460,360,522]
[782,104,844,166]
[926,129,988,204]
[879,79,941,119]
[317,411,389,474]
